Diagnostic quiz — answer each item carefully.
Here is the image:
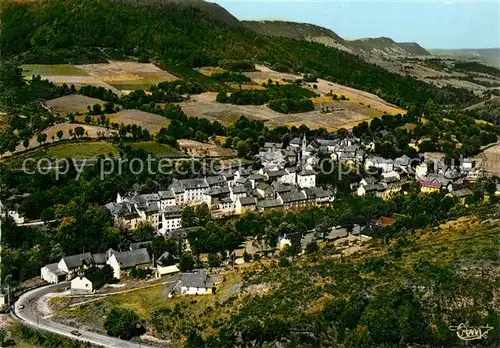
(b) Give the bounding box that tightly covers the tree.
[104,101,115,113]
[243,251,252,263]
[84,114,92,124]
[22,138,29,149]
[196,203,211,225]
[305,240,319,253]
[134,222,155,241]
[181,206,196,227]
[92,103,102,115]
[104,307,144,340]
[179,252,195,272]
[36,133,47,145]
[56,130,64,141]
[74,126,85,138]
[208,252,221,268]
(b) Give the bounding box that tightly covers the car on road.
[17,304,25,310]
[70,330,82,336]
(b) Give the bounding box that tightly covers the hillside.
[242,20,353,53]
[398,42,431,56]
[430,48,500,68]
[51,216,500,347]
[1,0,481,111]
[348,37,408,57]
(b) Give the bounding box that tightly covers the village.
[20,133,498,296]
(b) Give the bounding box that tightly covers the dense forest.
[0,0,481,110]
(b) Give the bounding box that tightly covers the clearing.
[7,141,117,161]
[77,61,178,92]
[107,109,171,133]
[179,92,383,130]
[3,123,118,156]
[128,141,181,155]
[47,94,108,115]
[476,143,500,175]
[22,64,89,77]
[21,61,177,95]
[178,139,236,157]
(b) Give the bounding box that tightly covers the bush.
[104,307,145,340]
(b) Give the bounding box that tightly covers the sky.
[209,0,500,49]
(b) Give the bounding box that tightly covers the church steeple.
[301,134,307,165]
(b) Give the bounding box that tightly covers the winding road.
[14,282,153,348]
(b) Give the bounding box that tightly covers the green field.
[21,64,89,77]
[128,141,180,155]
[10,141,117,162]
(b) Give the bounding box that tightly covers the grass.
[107,109,171,133]
[7,141,117,163]
[128,141,181,155]
[44,141,117,158]
[21,64,89,77]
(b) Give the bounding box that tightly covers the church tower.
[301,134,307,165]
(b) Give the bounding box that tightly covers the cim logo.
[449,323,494,341]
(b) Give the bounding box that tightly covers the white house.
[179,272,214,296]
[158,190,176,209]
[57,253,94,277]
[106,248,151,279]
[235,197,257,215]
[297,169,316,188]
[41,263,67,284]
[159,205,182,235]
[71,276,93,294]
[415,163,428,179]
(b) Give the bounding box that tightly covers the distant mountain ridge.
[242,20,354,53]
[397,42,431,56]
[242,20,431,58]
[429,48,500,68]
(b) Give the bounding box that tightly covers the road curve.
[14,282,153,348]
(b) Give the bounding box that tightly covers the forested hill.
[1,0,480,109]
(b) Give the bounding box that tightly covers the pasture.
[107,109,171,133]
[47,95,107,115]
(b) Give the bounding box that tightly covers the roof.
[249,173,265,181]
[206,175,226,186]
[304,187,332,199]
[256,182,270,191]
[280,191,307,203]
[362,176,378,185]
[112,248,151,268]
[298,169,315,176]
[92,253,108,265]
[205,186,230,196]
[377,216,397,226]
[44,262,66,275]
[181,271,214,289]
[129,241,152,251]
[266,169,287,178]
[239,196,257,206]
[62,253,93,269]
[163,205,182,217]
[418,179,441,189]
[180,178,209,190]
[258,198,283,209]
[232,185,247,194]
[158,190,175,199]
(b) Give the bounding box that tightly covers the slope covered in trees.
[0,0,480,110]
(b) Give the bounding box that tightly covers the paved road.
[14,282,153,348]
